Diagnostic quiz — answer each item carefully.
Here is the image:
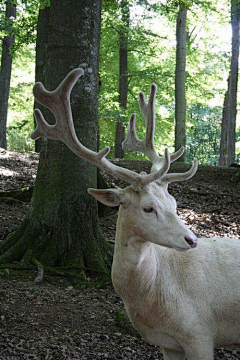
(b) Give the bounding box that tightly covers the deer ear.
[87,188,126,207]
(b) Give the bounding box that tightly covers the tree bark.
[34,5,50,153]
[219,0,240,166]
[219,78,230,165]
[0,1,16,149]
[0,0,111,280]
[174,3,187,162]
[114,0,130,158]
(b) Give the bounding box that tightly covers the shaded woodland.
[0,0,239,165]
[0,0,240,359]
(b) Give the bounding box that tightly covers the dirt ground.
[0,149,240,360]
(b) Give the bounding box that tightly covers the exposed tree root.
[0,231,111,284]
[32,258,44,283]
[0,263,32,271]
[0,202,112,284]
[0,218,28,256]
[0,262,33,279]
[44,267,110,287]
[57,266,110,275]
[31,258,99,285]
[0,226,31,263]
[0,186,33,202]
[45,266,86,279]
[0,260,111,286]
[0,197,23,205]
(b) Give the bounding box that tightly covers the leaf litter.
[0,150,240,359]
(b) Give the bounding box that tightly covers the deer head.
[32,68,198,251]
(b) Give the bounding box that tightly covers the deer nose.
[185,235,197,248]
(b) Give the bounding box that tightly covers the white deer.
[32,68,240,360]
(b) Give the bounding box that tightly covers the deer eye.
[143,207,154,213]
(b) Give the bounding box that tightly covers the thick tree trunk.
[114,0,129,159]
[34,5,50,153]
[0,0,111,280]
[0,2,16,149]
[219,0,240,166]
[175,3,187,162]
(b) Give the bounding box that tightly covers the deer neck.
[112,206,159,302]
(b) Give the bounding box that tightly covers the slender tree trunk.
[219,0,240,166]
[0,0,111,280]
[114,0,129,158]
[219,78,230,165]
[228,0,240,163]
[34,5,50,153]
[0,1,16,149]
[175,3,187,162]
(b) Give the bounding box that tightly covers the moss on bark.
[0,0,112,283]
[0,208,112,282]
[0,186,33,202]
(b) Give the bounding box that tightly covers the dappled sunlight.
[0,150,38,192]
[178,208,239,239]
[0,0,239,358]
[0,167,18,177]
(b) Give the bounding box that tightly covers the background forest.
[0,2,240,358]
[0,0,239,166]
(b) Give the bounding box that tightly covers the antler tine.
[170,146,185,162]
[162,158,198,183]
[31,68,171,189]
[122,114,145,152]
[142,85,186,164]
[33,68,83,114]
[122,85,159,164]
[32,69,112,163]
[32,68,84,143]
[122,84,198,185]
[139,85,159,163]
[33,109,56,140]
[138,90,148,117]
[141,148,170,185]
[123,84,187,168]
[144,84,156,151]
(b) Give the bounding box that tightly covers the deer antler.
[32,68,171,189]
[122,84,198,183]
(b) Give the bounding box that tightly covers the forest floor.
[0,148,240,360]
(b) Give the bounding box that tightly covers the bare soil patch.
[0,150,240,360]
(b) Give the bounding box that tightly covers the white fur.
[33,68,239,360]
[90,182,240,360]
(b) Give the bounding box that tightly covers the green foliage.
[2,0,239,165]
[99,1,177,157]
[99,0,231,164]
[11,1,49,54]
[0,1,47,152]
[0,0,49,55]
[115,308,134,333]
[7,117,34,152]
[186,103,222,165]
[7,46,35,152]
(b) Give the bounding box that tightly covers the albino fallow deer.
[32,68,240,360]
